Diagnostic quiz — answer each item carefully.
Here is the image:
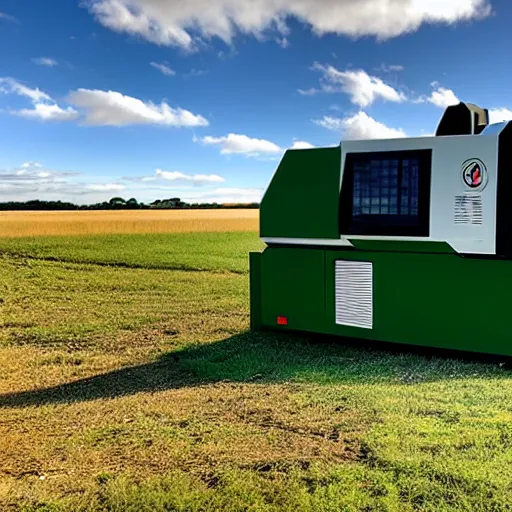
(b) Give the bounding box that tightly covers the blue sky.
[0,0,511,204]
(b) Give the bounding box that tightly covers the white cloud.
[123,169,225,186]
[21,161,43,169]
[0,162,235,204]
[0,77,79,122]
[182,187,264,204]
[86,183,126,191]
[1,78,208,128]
[341,112,406,139]
[1,162,78,182]
[67,89,209,127]
[150,61,175,76]
[0,162,150,204]
[15,103,79,122]
[84,0,492,50]
[155,169,225,184]
[0,77,52,103]
[291,140,315,149]
[313,116,345,131]
[304,64,407,107]
[0,163,262,204]
[0,162,80,199]
[415,82,459,108]
[427,85,459,108]
[488,108,512,124]
[32,57,58,67]
[198,133,281,156]
[314,112,406,140]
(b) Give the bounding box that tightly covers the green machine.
[250,102,512,357]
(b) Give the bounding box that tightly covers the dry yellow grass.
[0,209,259,237]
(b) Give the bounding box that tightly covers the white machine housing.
[337,103,512,257]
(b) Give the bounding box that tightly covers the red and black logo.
[462,159,487,190]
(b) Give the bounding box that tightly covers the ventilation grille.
[454,195,483,225]
[335,261,373,329]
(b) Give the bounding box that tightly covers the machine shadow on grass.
[0,331,511,409]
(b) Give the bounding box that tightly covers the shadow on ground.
[1,331,511,409]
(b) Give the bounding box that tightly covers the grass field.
[1,210,512,511]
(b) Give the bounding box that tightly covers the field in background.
[1,211,512,511]
[0,209,259,237]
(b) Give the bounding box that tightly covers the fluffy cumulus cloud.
[67,89,208,127]
[197,133,282,156]
[0,77,79,122]
[488,108,512,124]
[428,87,459,108]
[341,112,406,139]
[314,112,406,140]
[32,57,58,67]
[300,64,407,107]
[427,85,460,108]
[15,103,80,122]
[150,61,175,76]
[415,82,460,108]
[0,77,209,128]
[84,0,492,50]
[291,140,315,149]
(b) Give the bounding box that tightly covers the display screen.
[339,149,431,236]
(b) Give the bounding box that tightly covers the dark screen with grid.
[352,156,419,219]
[339,149,431,236]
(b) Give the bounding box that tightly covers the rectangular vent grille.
[335,261,373,329]
[454,195,483,225]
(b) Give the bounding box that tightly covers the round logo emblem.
[462,159,487,191]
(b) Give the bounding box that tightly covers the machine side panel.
[496,123,512,258]
[260,147,340,239]
[260,247,326,332]
[324,249,512,356]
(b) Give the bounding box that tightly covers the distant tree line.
[0,197,260,211]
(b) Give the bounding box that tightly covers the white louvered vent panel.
[335,261,373,329]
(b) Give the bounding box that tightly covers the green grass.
[2,231,512,511]
[0,232,264,274]
[0,254,248,349]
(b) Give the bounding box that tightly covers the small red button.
[277,316,288,325]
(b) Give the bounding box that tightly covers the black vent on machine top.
[435,102,489,137]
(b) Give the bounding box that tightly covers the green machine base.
[250,243,512,357]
